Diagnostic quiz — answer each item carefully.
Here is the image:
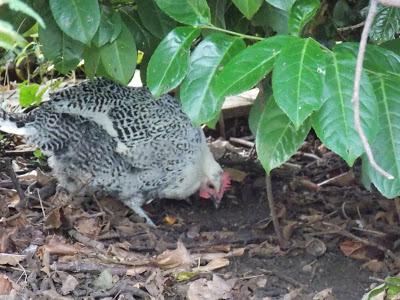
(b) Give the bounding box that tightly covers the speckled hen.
[0,78,230,225]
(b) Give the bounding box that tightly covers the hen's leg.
[124,198,156,227]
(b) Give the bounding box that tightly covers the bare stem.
[200,25,264,41]
[266,174,287,248]
[352,0,394,180]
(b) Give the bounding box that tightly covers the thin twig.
[352,0,394,180]
[3,158,25,204]
[337,22,365,32]
[265,175,287,248]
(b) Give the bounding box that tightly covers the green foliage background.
[1,0,400,200]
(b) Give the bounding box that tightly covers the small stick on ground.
[68,229,105,253]
[2,158,25,206]
[266,174,287,248]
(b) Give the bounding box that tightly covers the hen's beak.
[211,195,222,209]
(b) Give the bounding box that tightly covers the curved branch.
[352,0,394,180]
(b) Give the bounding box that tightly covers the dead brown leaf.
[126,266,149,276]
[144,269,165,300]
[60,275,79,295]
[74,217,101,237]
[362,259,384,273]
[195,258,229,272]
[0,275,13,295]
[313,288,334,300]
[0,253,25,266]
[187,274,235,300]
[193,247,245,262]
[108,244,150,266]
[0,227,17,252]
[339,240,365,257]
[224,168,248,182]
[283,221,298,240]
[163,215,177,225]
[155,241,192,270]
[38,235,83,257]
[44,207,62,229]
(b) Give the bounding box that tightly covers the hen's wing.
[45,78,202,168]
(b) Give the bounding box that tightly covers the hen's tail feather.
[0,108,35,136]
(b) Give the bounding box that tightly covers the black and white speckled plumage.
[1,78,225,225]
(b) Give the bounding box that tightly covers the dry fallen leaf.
[193,247,245,262]
[0,253,25,266]
[339,240,365,257]
[74,217,101,237]
[313,288,334,300]
[187,274,235,300]
[60,275,79,295]
[283,288,302,300]
[0,275,13,295]
[44,207,62,229]
[195,258,230,272]
[163,215,177,225]
[362,259,384,273]
[224,168,248,182]
[126,266,149,276]
[108,244,150,266]
[155,241,192,270]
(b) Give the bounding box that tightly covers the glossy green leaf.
[208,0,227,28]
[120,8,159,54]
[0,20,26,51]
[265,0,295,11]
[5,0,45,28]
[381,39,400,56]
[99,23,136,85]
[273,38,326,128]
[49,0,100,44]
[39,13,84,74]
[332,0,353,27]
[93,7,122,47]
[256,97,311,174]
[334,42,400,74]
[288,0,320,36]
[231,0,263,20]
[213,35,296,101]
[147,27,201,97]
[370,6,400,44]
[154,0,211,25]
[312,52,378,166]
[83,46,100,78]
[249,91,267,135]
[180,33,245,125]
[136,0,176,39]
[257,3,289,34]
[363,74,400,198]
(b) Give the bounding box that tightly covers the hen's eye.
[207,183,215,189]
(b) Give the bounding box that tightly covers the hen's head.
[199,151,231,208]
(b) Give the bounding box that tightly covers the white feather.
[0,119,35,136]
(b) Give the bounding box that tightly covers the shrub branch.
[352,0,395,180]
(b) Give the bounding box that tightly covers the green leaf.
[39,12,84,74]
[18,82,48,107]
[257,3,289,34]
[83,46,101,78]
[213,35,297,101]
[311,52,378,166]
[381,38,400,56]
[334,42,400,74]
[273,38,327,128]
[120,8,159,54]
[180,33,245,125]
[49,0,100,44]
[288,0,320,36]
[332,0,353,27]
[249,91,267,135]
[256,97,311,174]
[136,0,177,39]
[265,0,295,11]
[363,74,400,198]
[92,6,122,48]
[99,23,137,85]
[231,0,263,20]
[154,0,211,25]
[370,5,400,44]
[0,20,26,51]
[5,0,45,28]
[208,0,227,28]
[147,26,201,97]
